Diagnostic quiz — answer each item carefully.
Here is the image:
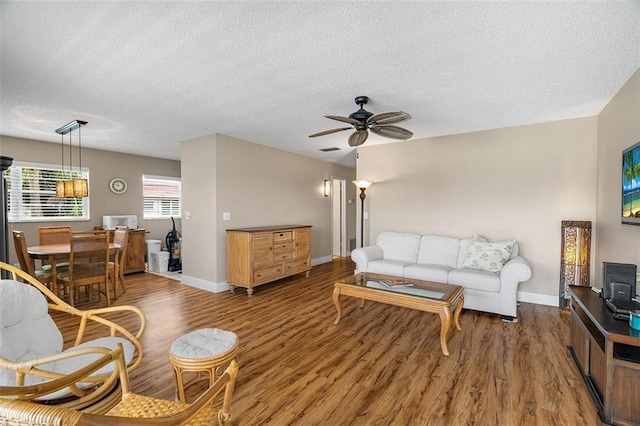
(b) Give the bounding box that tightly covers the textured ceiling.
[1,1,639,168]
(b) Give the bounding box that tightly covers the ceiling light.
[55,120,88,198]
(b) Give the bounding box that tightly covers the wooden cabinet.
[568,287,640,425]
[227,225,312,295]
[109,228,147,274]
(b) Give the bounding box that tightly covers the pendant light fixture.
[55,120,88,198]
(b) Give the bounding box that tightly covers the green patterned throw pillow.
[462,240,515,273]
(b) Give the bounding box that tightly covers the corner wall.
[596,68,640,272]
[179,133,356,289]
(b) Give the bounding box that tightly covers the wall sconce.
[353,180,373,247]
[55,120,88,198]
[324,180,331,197]
[559,220,591,308]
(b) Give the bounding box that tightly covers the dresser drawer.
[273,251,293,261]
[285,258,310,274]
[273,241,293,252]
[253,265,283,284]
[273,231,292,242]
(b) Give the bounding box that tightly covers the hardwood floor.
[53,258,602,425]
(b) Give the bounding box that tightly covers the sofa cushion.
[462,240,516,273]
[404,263,451,283]
[448,268,501,292]
[375,232,421,263]
[367,259,412,277]
[416,236,460,269]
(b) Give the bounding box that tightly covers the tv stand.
[568,286,640,425]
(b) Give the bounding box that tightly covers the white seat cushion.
[404,263,451,283]
[367,260,412,277]
[448,268,501,292]
[170,328,237,359]
[0,279,136,401]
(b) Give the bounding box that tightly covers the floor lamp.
[559,220,591,309]
[353,180,372,247]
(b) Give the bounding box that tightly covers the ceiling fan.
[309,96,413,147]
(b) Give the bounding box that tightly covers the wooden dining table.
[27,242,121,299]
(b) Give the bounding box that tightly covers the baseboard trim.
[311,255,333,266]
[180,274,230,293]
[518,290,559,307]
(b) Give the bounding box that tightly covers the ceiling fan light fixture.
[309,96,413,147]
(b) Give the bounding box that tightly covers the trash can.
[150,251,170,273]
[146,239,162,260]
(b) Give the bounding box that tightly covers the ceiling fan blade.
[348,130,368,147]
[370,125,413,140]
[367,111,411,126]
[308,127,352,138]
[325,115,361,126]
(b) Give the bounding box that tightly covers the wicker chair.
[0,344,238,425]
[0,261,146,412]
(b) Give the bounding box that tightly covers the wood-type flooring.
[52,258,602,425]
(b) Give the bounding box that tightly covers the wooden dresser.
[226,225,311,295]
[108,228,147,274]
[568,286,640,425]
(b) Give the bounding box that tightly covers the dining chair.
[109,227,129,299]
[38,225,72,245]
[57,233,112,307]
[12,230,54,289]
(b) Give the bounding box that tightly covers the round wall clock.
[109,177,127,194]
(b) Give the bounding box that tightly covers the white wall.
[355,117,598,300]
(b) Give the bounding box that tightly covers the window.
[143,175,181,219]
[5,161,89,222]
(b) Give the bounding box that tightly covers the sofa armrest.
[351,246,383,273]
[500,256,532,284]
[498,256,532,317]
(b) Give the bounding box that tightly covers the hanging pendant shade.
[64,180,75,198]
[73,178,88,197]
[55,120,88,198]
[56,181,65,198]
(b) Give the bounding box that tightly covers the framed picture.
[622,141,640,225]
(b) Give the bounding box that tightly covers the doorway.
[331,177,348,258]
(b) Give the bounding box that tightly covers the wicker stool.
[169,328,239,404]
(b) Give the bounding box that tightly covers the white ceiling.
[1,1,639,168]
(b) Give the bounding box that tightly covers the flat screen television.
[622,141,640,225]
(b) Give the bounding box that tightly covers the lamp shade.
[56,181,65,198]
[323,180,331,197]
[353,180,372,189]
[559,220,591,308]
[73,178,88,197]
[63,180,75,198]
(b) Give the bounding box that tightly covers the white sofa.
[351,232,532,318]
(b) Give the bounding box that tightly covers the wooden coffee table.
[333,273,464,356]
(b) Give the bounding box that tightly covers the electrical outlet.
[223,212,231,221]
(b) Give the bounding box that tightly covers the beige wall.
[1,136,181,265]
[596,68,640,271]
[355,117,598,300]
[180,134,218,286]
[180,134,356,287]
